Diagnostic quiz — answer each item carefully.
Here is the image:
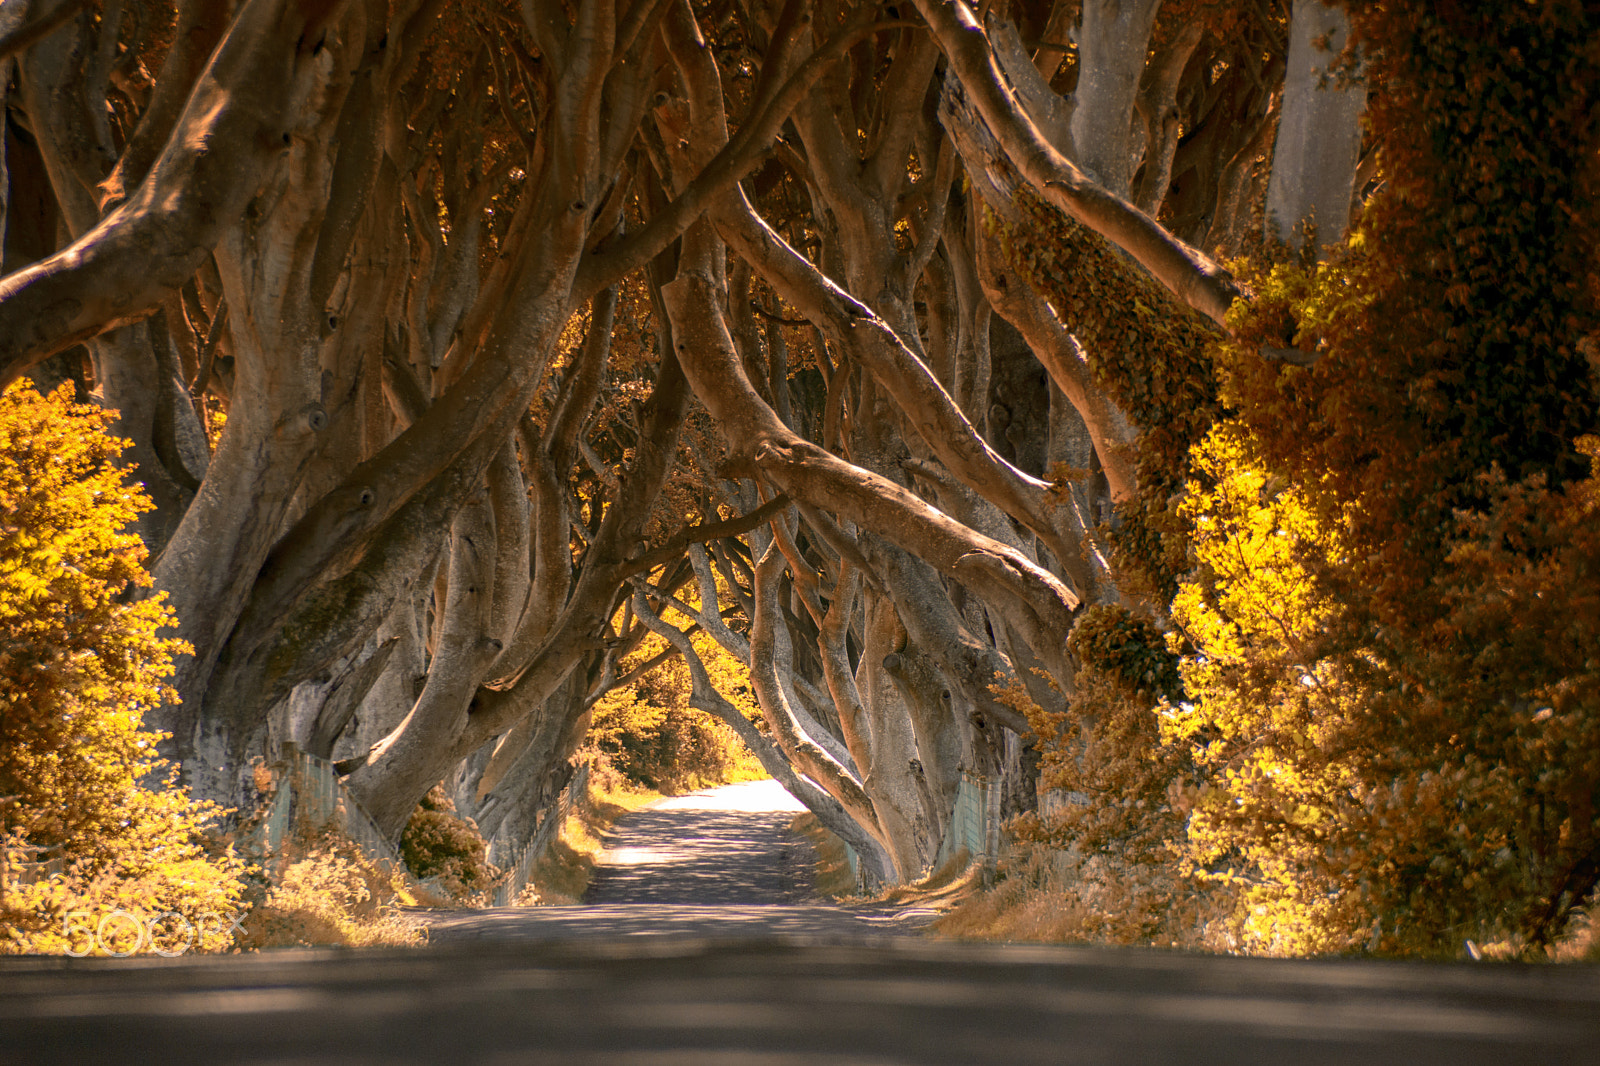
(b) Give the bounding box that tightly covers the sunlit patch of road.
[425,777,933,941]
[645,778,807,812]
[604,846,694,866]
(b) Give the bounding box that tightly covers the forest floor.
[422,779,945,942]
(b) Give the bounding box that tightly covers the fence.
[489,762,588,906]
[242,742,408,873]
[3,852,64,893]
[1037,788,1087,823]
[933,772,1001,871]
[2,744,405,898]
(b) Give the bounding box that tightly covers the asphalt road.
[3,781,1598,1064]
[4,936,1598,1064]
[426,779,938,942]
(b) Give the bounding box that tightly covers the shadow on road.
[6,781,1598,1063]
[4,938,1598,1064]
[584,808,814,905]
[426,780,938,943]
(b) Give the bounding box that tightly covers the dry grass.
[934,845,1600,960]
[789,812,858,899]
[788,813,986,922]
[1551,911,1600,962]
[880,849,985,913]
[235,829,425,950]
[930,842,1221,949]
[1481,906,1600,963]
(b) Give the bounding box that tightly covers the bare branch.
[713,189,1087,592]
[573,6,902,297]
[616,494,793,581]
[630,586,893,877]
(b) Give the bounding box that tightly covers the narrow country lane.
[3,780,1598,1064]
[424,779,937,942]
[585,780,818,904]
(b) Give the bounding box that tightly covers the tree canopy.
[1,0,1597,955]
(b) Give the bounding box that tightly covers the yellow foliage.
[1166,422,1391,954]
[587,588,765,793]
[1167,422,1600,956]
[236,830,423,950]
[399,786,497,901]
[1,381,244,955]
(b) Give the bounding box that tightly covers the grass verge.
[789,812,984,919]
[789,812,857,899]
[235,828,428,950]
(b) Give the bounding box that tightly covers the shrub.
[0,381,244,955]
[235,829,424,949]
[399,786,497,898]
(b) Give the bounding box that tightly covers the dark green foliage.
[990,196,1226,599]
[1067,604,1185,705]
[399,786,496,896]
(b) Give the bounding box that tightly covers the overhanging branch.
[616,494,793,581]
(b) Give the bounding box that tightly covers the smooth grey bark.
[1069,0,1165,197]
[915,0,1239,326]
[987,14,1072,157]
[149,4,363,792]
[347,492,500,836]
[857,591,938,878]
[336,582,433,765]
[1265,0,1365,249]
[748,540,887,848]
[304,636,399,760]
[676,540,856,776]
[1132,22,1205,216]
[187,0,635,810]
[872,540,1054,737]
[467,671,591,845]
[877,632,963,850]
[0,0,352,384]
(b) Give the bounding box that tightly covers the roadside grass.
[236,828,427,950]
[1552,912,1599,961]
[928,876,1091,944]
[789,812,856,899]
[790,812,983,918]
[930,840,1600,959]
[881,849,982,914]
[928,841,1222,948]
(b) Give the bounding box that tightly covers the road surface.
[3,780,1597,1064]
[426,778,937,942]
